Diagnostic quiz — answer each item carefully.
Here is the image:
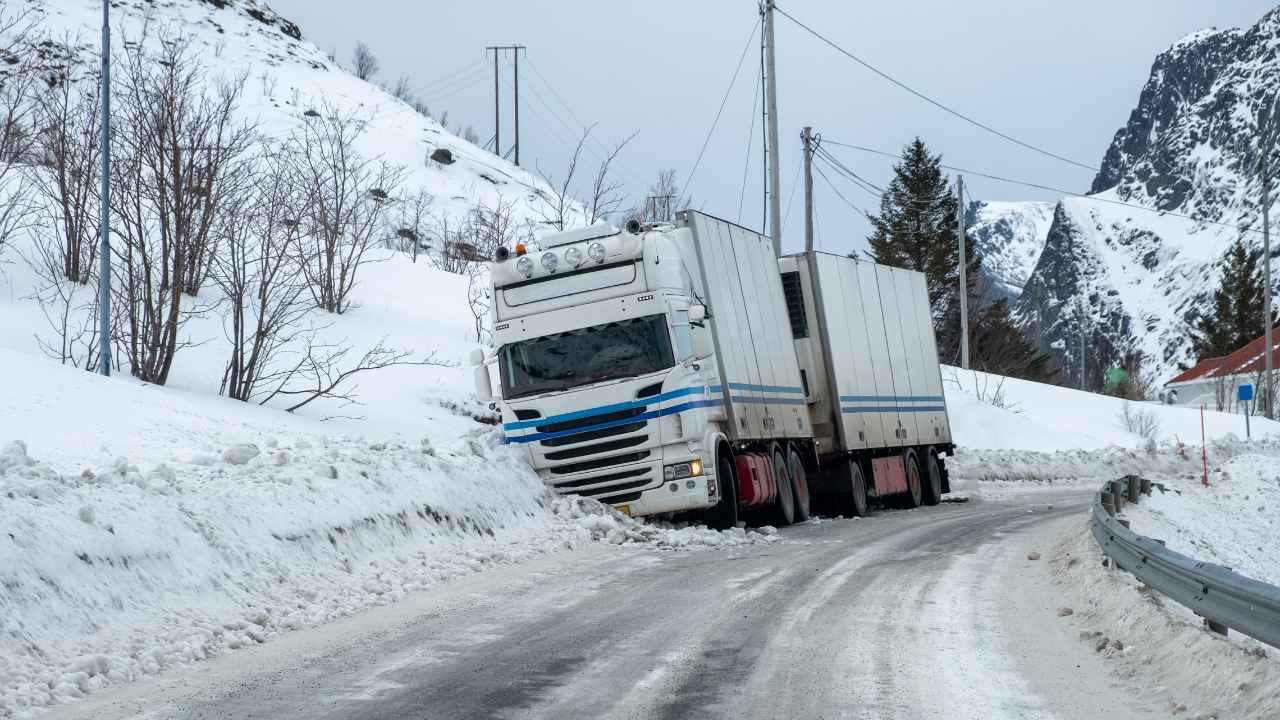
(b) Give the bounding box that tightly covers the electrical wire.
[415,58,488,97]
[681,15,761,206]
[822,138,1264,236]
[813,162,873,220]
[773,3,1099,173]
[738,62,762,224]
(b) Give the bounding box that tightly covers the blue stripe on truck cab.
[502,385,711,431]
[502,399,723,444]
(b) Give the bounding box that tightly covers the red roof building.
[1163,327,1280,410]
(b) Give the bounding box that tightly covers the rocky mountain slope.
[967,200,1055,303]
[1008,8,1280,387]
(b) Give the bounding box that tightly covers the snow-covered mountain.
[966,200,1055,303]
[1006,8,1280,387]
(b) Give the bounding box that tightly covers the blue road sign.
[1238,384,1254,402]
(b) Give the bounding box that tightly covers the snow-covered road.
[47,492,1180,720]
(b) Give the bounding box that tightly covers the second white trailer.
[779,251,954,514]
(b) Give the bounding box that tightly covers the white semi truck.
[473,211,953,528]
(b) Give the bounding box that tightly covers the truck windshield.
[498,314,675,399]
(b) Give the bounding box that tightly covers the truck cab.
[479,222,724,517]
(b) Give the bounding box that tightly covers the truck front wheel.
[704,450,740,531]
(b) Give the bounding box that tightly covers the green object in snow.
[1105,366,1129,390]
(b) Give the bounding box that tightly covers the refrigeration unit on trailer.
[778,251,953,515]
[473,211,816,529]
[473,210,955,527]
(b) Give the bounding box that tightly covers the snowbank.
[1049,523,1279,720]
[0,352,773,718]
[1124,440,1280,586]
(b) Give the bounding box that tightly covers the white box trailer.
[476,210,953,526]
[779,251,953,513]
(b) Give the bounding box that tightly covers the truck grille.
[551,467,653,504]
[548,451,651,475]
[543,435,647,461]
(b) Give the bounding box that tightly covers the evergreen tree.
[862,138,1051,380]
[1192,237,1270,360]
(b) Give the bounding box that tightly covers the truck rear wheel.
[705,450,740,531]
[922,449,942,506]
[843,459,868,518]
[787,446,810,522]
[903,449,923,509]
[771,449,796,527]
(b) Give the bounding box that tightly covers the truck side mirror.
[471,348,493,401]
[689,305,706,323]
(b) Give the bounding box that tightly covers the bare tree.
[466,199,518,342]
[24,226,112,371]
[352,41,380,81]
[0,6,39,256]
[31,55,101,283]
[259,339,450,414]
[211,148,313,401]
[637,168,686,223]
[535,125,590,232]
[110,34,254,384]
[389,74,414,103]
[393,188,432,262]
[586,131,637,225]
[289,103,405,314]
[430,211,469,275]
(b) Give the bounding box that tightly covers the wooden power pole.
[486,45,526,164]
[764,1,782,256]
[958,175,969,369]
[802,126,814,252]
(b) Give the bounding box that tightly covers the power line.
[415,58,488,97]
[681,15,761,205]
[813,161,873,220]
[773,3,1100,173]
[738,60,762,224]
[781,154,804,228]
[822,138,1263,236]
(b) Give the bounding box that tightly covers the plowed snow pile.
[0,351,773,718]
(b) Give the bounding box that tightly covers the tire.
[842,458,869,518]
[903,449,923,509]
[922,449,942,506]
[705,449,740,530]
[787,446,811,522]
[771,449,796,526]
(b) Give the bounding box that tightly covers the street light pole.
[97,0,111,377]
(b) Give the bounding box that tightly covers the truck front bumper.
[620,472,717,517]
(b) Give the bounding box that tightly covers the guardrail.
[1089,475,1280,649]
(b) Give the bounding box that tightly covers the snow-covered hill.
[12,0,577,231]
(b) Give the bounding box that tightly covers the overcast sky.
[270,0,1276,255]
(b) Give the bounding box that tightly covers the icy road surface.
[50,493,1172,720]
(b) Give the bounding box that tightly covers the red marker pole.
[1200,404,1209,487]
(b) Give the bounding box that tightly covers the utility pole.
[513,48,521,166]
[97,0,111,377]
[802,126,814,252]
[485,45,526,163]
[1263,149,1274,418]
[957,175,969,370]
[763,1,782,256]
[1079,297,1087,391]
[490,48,499,156]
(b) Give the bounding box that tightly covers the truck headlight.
[564,247,583,266]
[588,242,606,263]
[516,255,533,276]
[663,459,702,481]
[541,252,558,272]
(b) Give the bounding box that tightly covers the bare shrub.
[585,132,636,225]
[391,188,432,262]
[0,6,40,256]
[534,125,588,232]
[289,103,404,314]
[31,54,101,283]
[110,33,255,384]
[1119,400,1161,442]
[943,368,1022,413]
[351,41,379,81]
[258,338,451,415]
[210,148,312,401]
